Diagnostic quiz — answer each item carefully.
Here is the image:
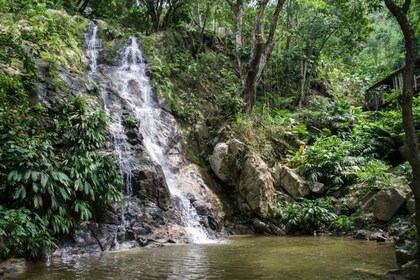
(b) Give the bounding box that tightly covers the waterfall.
[85,22,213,244]
[85,21,100,72]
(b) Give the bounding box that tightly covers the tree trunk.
[244,77,257,112]
[298,58,307,107]
[384,0,420,277]
[228,0,286,112]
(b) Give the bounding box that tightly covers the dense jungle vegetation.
[0,0,419,277]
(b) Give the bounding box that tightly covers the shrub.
[274,198,338,234]
[290,135,366,186]
[0,93,123,256]
[353,160,393,190]
[332,215,355,232]
[0,207,56,260]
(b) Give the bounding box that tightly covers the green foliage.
[353,160,393,190]
[143,30,241,122]
[217,67,244,118]
[332,215,355,232]
[353,103,420,161]
[290,135,365,186]
[0,207,56,260]
[0,76,123,258]
[303,98,362,136]
[273,197,338,234]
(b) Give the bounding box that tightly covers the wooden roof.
[366,56,420,92]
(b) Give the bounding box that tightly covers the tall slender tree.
[227,0,287,112]
[384,0,420,277]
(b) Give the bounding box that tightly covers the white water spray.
[85,23,213,243]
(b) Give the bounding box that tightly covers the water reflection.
[14,236,397,280]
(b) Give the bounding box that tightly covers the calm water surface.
[14,236,397,280]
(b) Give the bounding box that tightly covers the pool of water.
[13,236,397,279]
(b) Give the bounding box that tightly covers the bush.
[274,198,338,234]
[290,135,366,186]
[303,98,362,136]
[0,92,123,257]
[0,207,56,260]
[332,215,355,232]
[353,160,393,190]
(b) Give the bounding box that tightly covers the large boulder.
[272,164,310,199]
[209,139,246,185]
[209,142,231,182]
[373,188,406,221]
[237,153,275,218]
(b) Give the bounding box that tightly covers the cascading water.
[118,37,212,243]
[85,21,100,72]
[85,22,214,244]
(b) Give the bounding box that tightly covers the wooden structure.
[365,57,420,110]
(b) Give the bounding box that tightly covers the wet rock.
[224,218,254,235]
[353,230,387,241]
[373,188,406,221]
[88,223,118,251]
[175,164,225,230]
[185,193,196,203]
[272,164,310,199]
[268,223,286,235]
[0,258,27,276]
[193,200,210,216]
[251,218,286,235]
[95,203,121,224]
[72,223,102,247]
[131,165,171,211]
[238,153,275,218]
[307,182,326,194]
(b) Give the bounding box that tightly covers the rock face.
[272,164,310,199]
[373,188,406,221]
[131,164,171,211]
[237,153,275,218]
